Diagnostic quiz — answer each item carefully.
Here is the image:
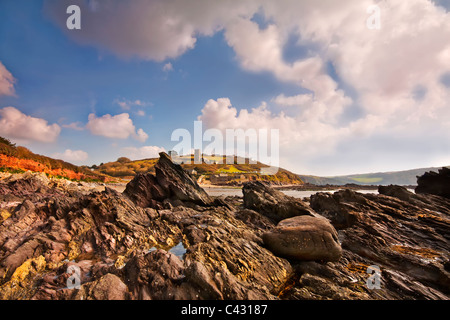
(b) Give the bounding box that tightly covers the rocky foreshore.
[0,153,449,300]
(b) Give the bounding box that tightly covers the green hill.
[93,154,303,185]
[299,166,450,186]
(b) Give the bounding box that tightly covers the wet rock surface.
[0,160,449,300]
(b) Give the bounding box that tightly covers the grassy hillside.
[0,136,114,182]
[299,166,450,186]
[94,154,303,185]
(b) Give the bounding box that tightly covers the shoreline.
[200,183,417,192]
[1,172,416,193]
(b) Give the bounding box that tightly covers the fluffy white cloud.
[198,98,343,158]
[135,128,149,143]
[121,145,166,160]
[0,107,61,143]
[53,149,88,163]
[0,62,16,97]
[86,113,148,142]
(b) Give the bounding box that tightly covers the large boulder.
[242,181,315,222]
[262,215,342,262]
[415,167,450,199]
[124,152,213,208]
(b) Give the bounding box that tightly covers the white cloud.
[44,0,262,61]
[62,121,84,131]
[86,113,148,142]
[114,98,152,110]
[121,145,166,160]
[135,128,149,143]
[223,16,352,123]
[44,0,243,61]
[53,149,89,163]
[0,107,61,143]
[272,94,313,107]
[163,62,174,72]
[0,61,16,97]
[198,98,343,159]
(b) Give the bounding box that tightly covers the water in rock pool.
[146,241,187,259]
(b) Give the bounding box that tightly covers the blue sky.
[1,0,450,176]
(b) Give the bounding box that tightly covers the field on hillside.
[94,154,303,185]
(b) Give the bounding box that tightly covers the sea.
[202,187,415,198]
[106,183,415,199]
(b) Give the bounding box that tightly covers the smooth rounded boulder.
[262,215,342,262]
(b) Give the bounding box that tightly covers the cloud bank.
[45,0,450,174]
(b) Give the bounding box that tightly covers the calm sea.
[203,187,415,198]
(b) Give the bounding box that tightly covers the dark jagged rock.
[124,152,213,208]
[242,181,315,222]
[378,185,415,202]
[309,189,362,229]
[123,173,167,209]
[263,215,342,262]
[300,187,450,299]
[123,249,197,300]
[155,152,213,205]
[416,167,450,199]
[0,172,52,201]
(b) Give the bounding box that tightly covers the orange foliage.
[0,154,111,182]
